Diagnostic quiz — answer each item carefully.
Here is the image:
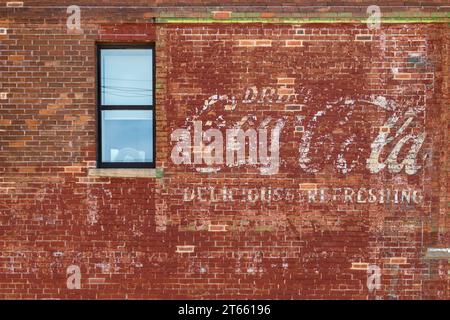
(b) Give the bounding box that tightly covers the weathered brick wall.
[0,2,448,299]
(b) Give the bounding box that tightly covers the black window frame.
[96,43,156,169]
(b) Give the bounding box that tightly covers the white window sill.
[424,248,450,260]
[88,168,163,178]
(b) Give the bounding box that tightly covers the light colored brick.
[64,166,83,173]
[255,40,272,47]
[9,55,24,61]
[212,11,231,20]
[176,245,195,253]
[394,73,412,80]
[6,2,24,7]
[351,262,369,270]
[237,40,256,47]
[237,39,272,47]
[277,77,295,85]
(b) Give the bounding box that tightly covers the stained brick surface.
[0,2,448,299]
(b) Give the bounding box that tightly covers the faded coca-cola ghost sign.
[170,87,427,176]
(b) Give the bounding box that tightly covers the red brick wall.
[0,3,448,299]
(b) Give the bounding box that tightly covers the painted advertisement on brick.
[158,24,436,234]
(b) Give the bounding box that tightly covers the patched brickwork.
[0,2,448,299]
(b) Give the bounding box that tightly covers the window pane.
[100,49,153,106]
[101,110,153,163]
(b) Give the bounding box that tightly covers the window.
[97,44,155,168]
